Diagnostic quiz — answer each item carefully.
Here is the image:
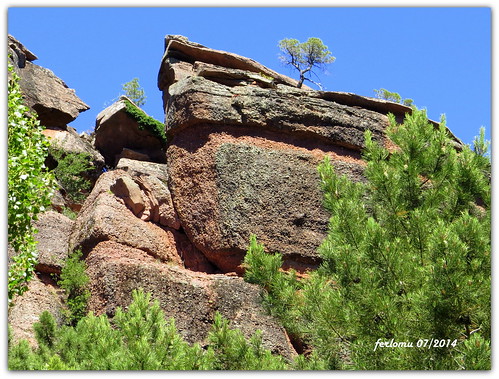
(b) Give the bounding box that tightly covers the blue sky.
[7,6,491,145]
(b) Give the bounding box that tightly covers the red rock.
[8,274,65,347]
[85,240,296,359]
[94,98,166,166]
[8,35,89,128]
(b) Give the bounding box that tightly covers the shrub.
[58,249,90,326]
[49,147,93,204]
[374,88,414,107]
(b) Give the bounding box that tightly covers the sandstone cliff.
[9,34,459,359]
[158,35,421,274]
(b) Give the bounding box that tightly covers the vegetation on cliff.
[49,147,93,205]
[121,77,146,107]
[122,98,167,146]
[278,37,335,89]
[244,108,491,369]
[8,289,290,370]
[7,64,55,301]
[374,88,414,107]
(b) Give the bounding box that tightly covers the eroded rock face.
[8,274,65,347]
[94,98,166,166]
[116,158,181,229]
[159,35,380,273]
[168,125,366,273]
[8,35,89,128]
[69,170,183,265]
[43,126,105,211]
[165,76,389,150]
[69,168,212,272]
[43,127,105,170]
[33,211,74,275]
[85,241,296,360]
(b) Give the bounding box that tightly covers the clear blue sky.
[7,7,491,145]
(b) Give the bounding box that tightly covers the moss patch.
[123,99,167,146]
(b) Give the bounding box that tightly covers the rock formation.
[8,35,89,129]
[33,211,74,275]
[85,240,296,359]
[94,97,167,166]
[158,35,420,273]
[9,34,462,359]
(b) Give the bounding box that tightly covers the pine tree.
[8,289,289,370]
[121,78,146,107]
[244,109,491,369]
[278,37,335,89]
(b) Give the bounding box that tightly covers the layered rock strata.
[158,35,401,273]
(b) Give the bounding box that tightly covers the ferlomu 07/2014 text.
[373,338,458,351]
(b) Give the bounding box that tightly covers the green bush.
[8,63,55,302]
[8,289,289,370]
[49,147,93,204]
[58,249,90,326]
[244,109,490,370]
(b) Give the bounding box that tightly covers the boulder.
[110,176,146,216]
[8,35,89,128]
[165,76,389,150]
[42,126,105,211]
[33,211,74,274]
[69,169,209,271]
[43,126,105,170]
[7,34,37,68]
[94,97,166,166]
[85,240,296,359]
[116,158,180,229]
[69,170,183,265]
[8,274,65,348]
[158,34,301,98]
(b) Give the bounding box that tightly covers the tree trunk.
[297,75,304,88]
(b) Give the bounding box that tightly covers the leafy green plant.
[61,207,78,220]
[8,289,289,370]
[58,249,90,326]
[123,98,166,146]
[8,63,55,302]
[278,37,335,89]
[49,147,93,204]
[244,108,490,370]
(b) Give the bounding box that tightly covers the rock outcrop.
[158,35,395,273]
[43,126,105,203]
[85,241,296,360]
[9,34,464,361]
[43,126,105,169]
[9,35,100,213]
[94,97,167,166]
[8,275,65,347]
[8,35,89,128]
[116,158,181,229]
[33,211,74,275]
[69,169,184,265]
